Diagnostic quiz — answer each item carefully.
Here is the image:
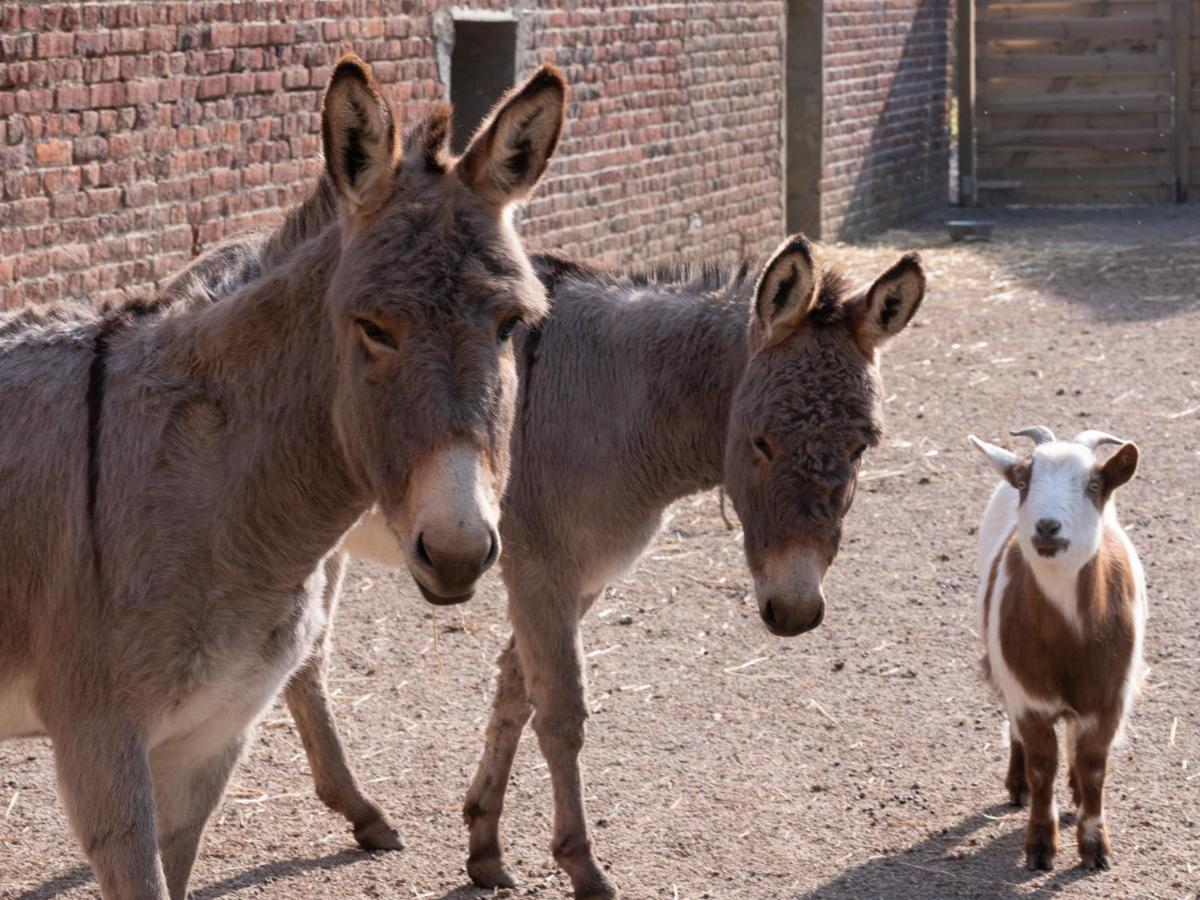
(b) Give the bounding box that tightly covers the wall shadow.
[835,0,951,242]
[796,804,1102,899]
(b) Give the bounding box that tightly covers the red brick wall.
[0,1,785,309]
[821,0,951,239]
[0,2,950,309]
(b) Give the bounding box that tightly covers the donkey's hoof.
[1008,788,1030,808]
[354,817,404,851]
[467,855,520,889]
[574,873,619,900]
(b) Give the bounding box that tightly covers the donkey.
[292,236,927,898]
[970,427,1146,871]
[0,55,565,900]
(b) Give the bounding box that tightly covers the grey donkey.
[0,55,566,900]
[300,236,928,898]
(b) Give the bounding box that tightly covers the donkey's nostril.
[415,532,434,568]
[482,528,500,571]
[1036,518,1062,537]
[762,599,779,630]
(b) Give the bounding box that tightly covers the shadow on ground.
[907,205,1200,324]
[797,804,1104,899]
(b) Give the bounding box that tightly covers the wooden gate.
[958,0,1196,205]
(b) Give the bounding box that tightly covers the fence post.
[957,0,977,206]
[1174,0,1192,202]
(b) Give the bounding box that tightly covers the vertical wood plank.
[1173,0,1192,200]
[957,0,977,205]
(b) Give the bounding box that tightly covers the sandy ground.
[1,206,1197,899]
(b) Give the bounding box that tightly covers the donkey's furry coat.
[0,56,565,900]
[302,238,927,898]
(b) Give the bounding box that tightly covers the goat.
[969,426,1146,872]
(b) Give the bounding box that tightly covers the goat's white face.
[970,432,1140,575]
[1017,443,1104,571]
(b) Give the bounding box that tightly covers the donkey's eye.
[355,318,397,350]
[497,314,522,343]
[753,436,774,461]
[851,444,867,462]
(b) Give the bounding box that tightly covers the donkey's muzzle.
[761,595,825,637]
[409,527,500,603]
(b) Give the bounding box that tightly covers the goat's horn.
[1009,426,1056,445]
[1073,430,1127,450]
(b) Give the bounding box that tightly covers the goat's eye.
[851,444,867,462]
[497,314,522,343]
[1087,478,1103,494]
[753,436,774,462]
[355,318,397,350]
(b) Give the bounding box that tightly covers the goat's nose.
[1036,518,1062,537]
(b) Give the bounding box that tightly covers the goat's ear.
[752,234,819,347]
[969,436,1030,490]
[321,54,397,221]
[852,253,925,352]
[457,65,566,207]
[1100,442,1139,492]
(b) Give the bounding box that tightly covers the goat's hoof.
[354,817,404,851]
[467,855,520,889]
[1025,843,1056,872]
[1079,839,1111,871]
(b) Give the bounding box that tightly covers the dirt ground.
[1,205,1197,899]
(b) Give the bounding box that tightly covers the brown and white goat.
[970,426,1146,872]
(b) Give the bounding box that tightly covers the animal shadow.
[13,850,378,900]
[796,803,1097,899]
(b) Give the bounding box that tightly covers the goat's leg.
[153,735,245,899]
[1064,718,1083,809]
[51,717,168,899]
[1073,721,1117,870]
[515,607,616,900]
[464,635,532,889]
[1018,713,1059,871]
[285,554,402,851]
[1006,734,1029,806]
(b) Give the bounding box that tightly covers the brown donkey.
[0,56,564,900]
[300,237,926,898]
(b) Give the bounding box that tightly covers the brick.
[34,139,71,165]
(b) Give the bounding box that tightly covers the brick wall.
[0,2,950,310]
[820,0,951,239]
[0,1,784,309]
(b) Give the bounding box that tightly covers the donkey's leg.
[52,718,168,899]
[464,635,532,889]
[284,553,402,851]
[1072,720,1117,870]
[515,607,616,900]
[1019,713,1059,871]
[153,735,245,900]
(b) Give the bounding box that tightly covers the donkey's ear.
[752,234,819,346]
[321,54,397,220]
[457,65,566,207]
[853,253,925,351]
[402,103,452,174]
[969,436,1029,490]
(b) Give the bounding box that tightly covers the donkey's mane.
[533,252,854,320]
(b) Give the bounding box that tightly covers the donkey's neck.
[169,225,364,577]
[625,282,750,497]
